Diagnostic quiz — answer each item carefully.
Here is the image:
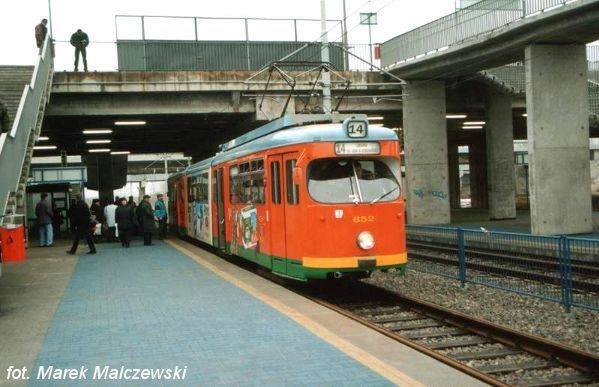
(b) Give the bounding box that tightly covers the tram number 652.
[353,216,375,223]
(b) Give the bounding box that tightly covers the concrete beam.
[256,96,296,121]
[485,90,516,219]
[51,71,391,93]
[46,91,404,117]
[45,92,256,116]
[403,80,451,224]
[525,44,592,235]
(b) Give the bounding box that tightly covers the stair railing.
[0,35,54,222]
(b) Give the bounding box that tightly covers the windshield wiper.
[370,186,399,204]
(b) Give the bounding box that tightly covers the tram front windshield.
[308,158,401,204]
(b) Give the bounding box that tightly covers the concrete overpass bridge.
[380,0,599,235]
[44,70,403,159]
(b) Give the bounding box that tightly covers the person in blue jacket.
[154,193,168,239]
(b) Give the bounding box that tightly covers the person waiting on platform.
[67,193,96,255]
[154,193,168,239]
[0,100,10,133]
[104,199,118,242]
[138,195,156,246]
[70,28,89,72]
[115,198,134,248]
[35,193,54,247]
[35,18,48,54]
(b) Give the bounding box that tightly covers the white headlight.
[357,231,375,250]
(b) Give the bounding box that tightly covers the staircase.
[0,66,34,127]
[480,56,599,117]
[0,37,53,235]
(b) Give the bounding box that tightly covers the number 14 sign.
[346,120,368,138]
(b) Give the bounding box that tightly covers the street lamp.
[360,12,377,70]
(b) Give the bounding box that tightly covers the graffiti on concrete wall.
[412,188,448,200]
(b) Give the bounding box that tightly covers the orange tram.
[167,114,407,281]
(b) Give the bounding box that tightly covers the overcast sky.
[1,0,457,71]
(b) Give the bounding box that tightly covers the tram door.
[215,168,226,250]
[268,155,287,274]
[282,152,301,275]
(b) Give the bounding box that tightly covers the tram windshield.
[308,158,401,204]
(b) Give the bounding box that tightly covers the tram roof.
[181,113,398,175]
[219,114,362,152]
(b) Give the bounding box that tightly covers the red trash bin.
[0,224,27,262]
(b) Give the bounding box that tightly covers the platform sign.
[343,118,368,138]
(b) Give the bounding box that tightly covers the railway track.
[407,241,599,293]
[294,281,599,387]
[187,238,599,386]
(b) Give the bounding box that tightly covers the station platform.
[445,209,599,239]
[0,238,486,386]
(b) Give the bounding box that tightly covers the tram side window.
[286,159,299,205]
[198,172,209,202]
[188,177,197,202]
[230,160,265,204]
[188,173,209,203]
[270,161,281,204]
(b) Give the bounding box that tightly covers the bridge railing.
[407,225,599,312]
[381,0,578,68]
[48,15,381,72]
[0,36,53,220]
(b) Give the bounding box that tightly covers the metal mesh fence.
[567,237,599,310]
[463,229,563,304]
[406,225,599,311]
[405,226,460,280]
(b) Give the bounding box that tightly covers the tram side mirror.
[293,167,302,184]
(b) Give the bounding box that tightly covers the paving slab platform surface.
[445,209,599,239]
[0,238,487,386]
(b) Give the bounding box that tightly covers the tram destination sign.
[334,142,380,155]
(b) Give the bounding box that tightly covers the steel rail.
[407,249,598,292]
[408,241,599,276]
[295,281,599,386]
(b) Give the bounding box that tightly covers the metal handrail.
[115,15,344,43]
[0,35,54,220]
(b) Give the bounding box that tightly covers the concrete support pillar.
[403,80,450,224]
[97,155,114,204]
[485,90,516,219]
[469,136,488,209]
[525,44,592,235]
[448,143,461,209]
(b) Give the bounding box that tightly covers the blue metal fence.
[406,225,599,311]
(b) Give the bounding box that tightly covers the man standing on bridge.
[70,28,89,72]
[35,18,48,54]
[0,100,9,133]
